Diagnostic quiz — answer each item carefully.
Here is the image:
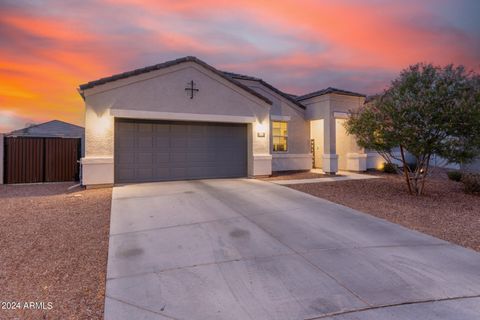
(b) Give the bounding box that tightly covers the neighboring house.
[462,158,480,173]
[7,120,85,155]
[78,56,383,187]
[1,120,84,184]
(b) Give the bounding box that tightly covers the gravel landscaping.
[0,183,111,320]
[260,170,331,181]
[287,170,480,252]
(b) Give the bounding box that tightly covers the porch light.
[256,122,266,138]
[92,112,111,136]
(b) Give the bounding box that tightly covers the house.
[1,120,84,184]
[462,159,480,173]
[78,56,383,187]
[7,120,85,154]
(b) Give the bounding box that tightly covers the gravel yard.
[287,170,480,252]
[0,183,111,320]
[260,170,330,181]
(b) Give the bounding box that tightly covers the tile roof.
[296,87,366,101]
[78,56,272,105]
[78,56,365,108]
[223,72,306,110]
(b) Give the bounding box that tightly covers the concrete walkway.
[270,170,380,185]
[105,179,480,320]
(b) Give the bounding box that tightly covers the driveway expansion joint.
[106,295,180,320]
[304,294,480,319]
[107,251,300,281]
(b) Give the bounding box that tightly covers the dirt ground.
[0,183,112,320]
[288,170,480,252]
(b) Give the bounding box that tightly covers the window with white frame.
[272,121,288,152]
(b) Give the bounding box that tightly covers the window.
[272,121,288,152]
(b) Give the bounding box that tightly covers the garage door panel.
[156,152,170,163]
[171,152,188,162]
[136,152,153,164]
[115,119,247,183]
[117,168,135,180]
[117,136,135,149]
[188,152,209,162]
[137,137,154,148]
[138,123,154,132]
[171,125,188,134]
[154,124,170,133]
[136,168,154,180]
[155,137,170,148]
[117,152,134,165]
[171,167,188,179]
[117,122,135,133]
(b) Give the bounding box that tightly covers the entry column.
[322,113,338,174]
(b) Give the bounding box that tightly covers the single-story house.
[462,159,480,173]
[6,120,85,155]
[78,56,384,187]
[1,120,84,184]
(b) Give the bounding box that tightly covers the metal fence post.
[0,134,4,184]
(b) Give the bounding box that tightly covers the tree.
[345,63,480,195]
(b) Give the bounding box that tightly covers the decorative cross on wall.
[185,80,199,99]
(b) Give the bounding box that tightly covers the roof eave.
[77,56,272,106]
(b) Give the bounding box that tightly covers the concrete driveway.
[105,179,480,320]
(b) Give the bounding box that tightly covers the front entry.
[114,119,247,183]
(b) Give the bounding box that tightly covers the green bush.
[447,171,463,182]
[382,162,398,174]
[461,173,480,194]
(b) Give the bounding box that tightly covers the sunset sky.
[1,0,479,132]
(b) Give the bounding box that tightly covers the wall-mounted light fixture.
[256,122,266,138]
[92,111,112,136]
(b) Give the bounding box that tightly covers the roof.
[296,87,366,101]
[7,120,84,138]
[78,56,272,105]
[223,71,306,110]
[78,55,365,107]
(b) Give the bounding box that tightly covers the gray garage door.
[114,119,248,183]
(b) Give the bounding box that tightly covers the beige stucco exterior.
[302,93,368,173]
[80,57,376,186]
[81,61,272,185]
[234,79,312,171]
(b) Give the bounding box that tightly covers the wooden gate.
[4,137,81,184]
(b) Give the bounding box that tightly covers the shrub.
[447,171,463,182]
[406,162,417,172]
[345,63,480,195]
[382,162,398,174]
[461,173,480,194]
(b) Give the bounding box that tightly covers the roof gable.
[296,87,365,101]
[78,56,272,105]
[7,120,84,137]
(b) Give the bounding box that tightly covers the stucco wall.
[329,94,365,113]
[302,93,366,172]
[84,62,270,158]
[81,61,272,184]
[335,118,363,170]
[235,79,311,171]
